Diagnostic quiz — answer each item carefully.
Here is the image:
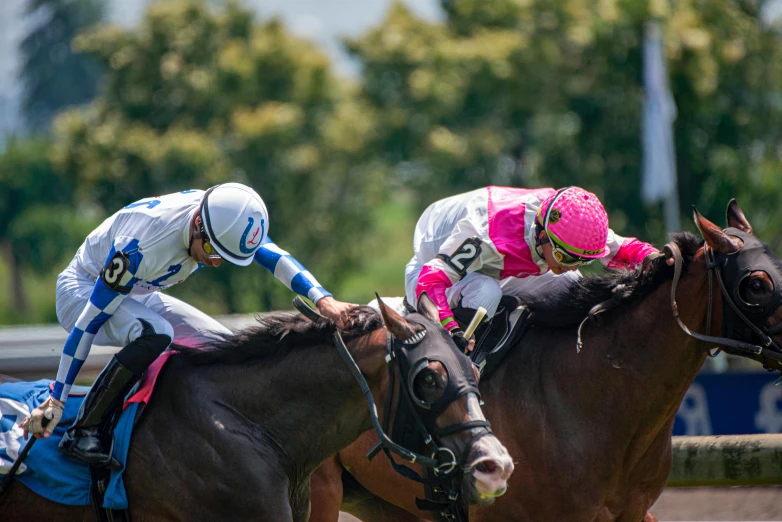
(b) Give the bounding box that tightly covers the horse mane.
[173,305,383,366]
[521,232,703,328]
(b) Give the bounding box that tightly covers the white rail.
[0,315,258,380]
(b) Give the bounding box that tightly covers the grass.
[0,256,61,325]
[336,194,417,305]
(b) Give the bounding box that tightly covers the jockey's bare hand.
[19,395,64,440]
[316,296,356,328]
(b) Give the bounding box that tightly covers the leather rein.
[577,242,782,371]
[292,297,491,520]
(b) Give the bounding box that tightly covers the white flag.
[642,22,678,205]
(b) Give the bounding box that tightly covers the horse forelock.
[173,305,384,366]
[521,232,703,328]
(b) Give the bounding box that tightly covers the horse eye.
[739,273,773,306]
[422,372,437,388]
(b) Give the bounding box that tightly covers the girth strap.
[90,466,130,522]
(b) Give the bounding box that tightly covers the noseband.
[292,298,492,520]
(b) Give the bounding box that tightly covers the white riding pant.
[56,264,231,348]
[404,258,582,319]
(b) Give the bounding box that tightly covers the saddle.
[396,295,531,378]
[455,296,533,378]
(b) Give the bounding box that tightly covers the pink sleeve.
[606,237,658,269]
[415,261,460,331]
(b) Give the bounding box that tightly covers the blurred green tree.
[53,0,385,313]
[347,0,782,247]
[20,0,105,130]
[0,139,96,317]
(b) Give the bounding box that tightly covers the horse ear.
[726,199,753,235]
[416,292,440,324]
[375,293,417,340]
[693,206,742,254]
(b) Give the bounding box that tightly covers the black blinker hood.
[717,228,782,339]
[390,314,481,446]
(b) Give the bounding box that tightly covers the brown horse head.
[375,294,514,505]
[319,201,782,522]
[692,200,782,369]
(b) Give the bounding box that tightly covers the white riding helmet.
[200,183,269,266]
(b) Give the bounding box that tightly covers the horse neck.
[493,255,713,445]
[570,253,713,435]
[188,329,390,482]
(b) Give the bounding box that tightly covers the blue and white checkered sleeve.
[253,236,332,304]
[51,279,127,402]
[51,239,142,402]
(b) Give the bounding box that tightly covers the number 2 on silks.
[440,237,482,275]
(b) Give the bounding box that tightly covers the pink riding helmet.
[536,187,611,259]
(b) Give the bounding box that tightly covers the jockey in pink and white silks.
[406,186,658,350]
[19,183,353,468]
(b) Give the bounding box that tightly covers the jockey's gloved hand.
[450,327,472,353]
[19,395,64,440]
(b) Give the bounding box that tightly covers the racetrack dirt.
[651,487,782,521]
[337,486,782,521]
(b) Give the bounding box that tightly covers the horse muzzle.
[463,435,514,503]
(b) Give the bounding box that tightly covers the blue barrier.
[673,372,782,436]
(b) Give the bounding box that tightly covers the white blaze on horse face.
[466,392,486,422]
[464,393,514,501]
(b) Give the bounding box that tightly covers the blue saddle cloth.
[0,379,139,509]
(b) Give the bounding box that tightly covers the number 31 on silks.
[439,237,483,276]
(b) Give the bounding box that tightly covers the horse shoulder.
[476,329,625,518]
[124,366,296,520]
[618,424,674,518]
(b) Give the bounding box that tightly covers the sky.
[3,0,782,143]
[109,0,441,75]
[0,0,443,143]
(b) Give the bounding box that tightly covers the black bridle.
[292,297,492,521]
[576,233,782,373]
[662,237,782,371]
[381,317,494,521]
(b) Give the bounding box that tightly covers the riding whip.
[0,416,50,495]
[464,307,487,339]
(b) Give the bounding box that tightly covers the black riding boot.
[59,319,172,469]
[58,357,139,469]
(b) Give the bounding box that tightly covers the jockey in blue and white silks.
[19,183,353,469]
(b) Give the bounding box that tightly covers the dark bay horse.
[1,299,514,521]
[308,200,782,522]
